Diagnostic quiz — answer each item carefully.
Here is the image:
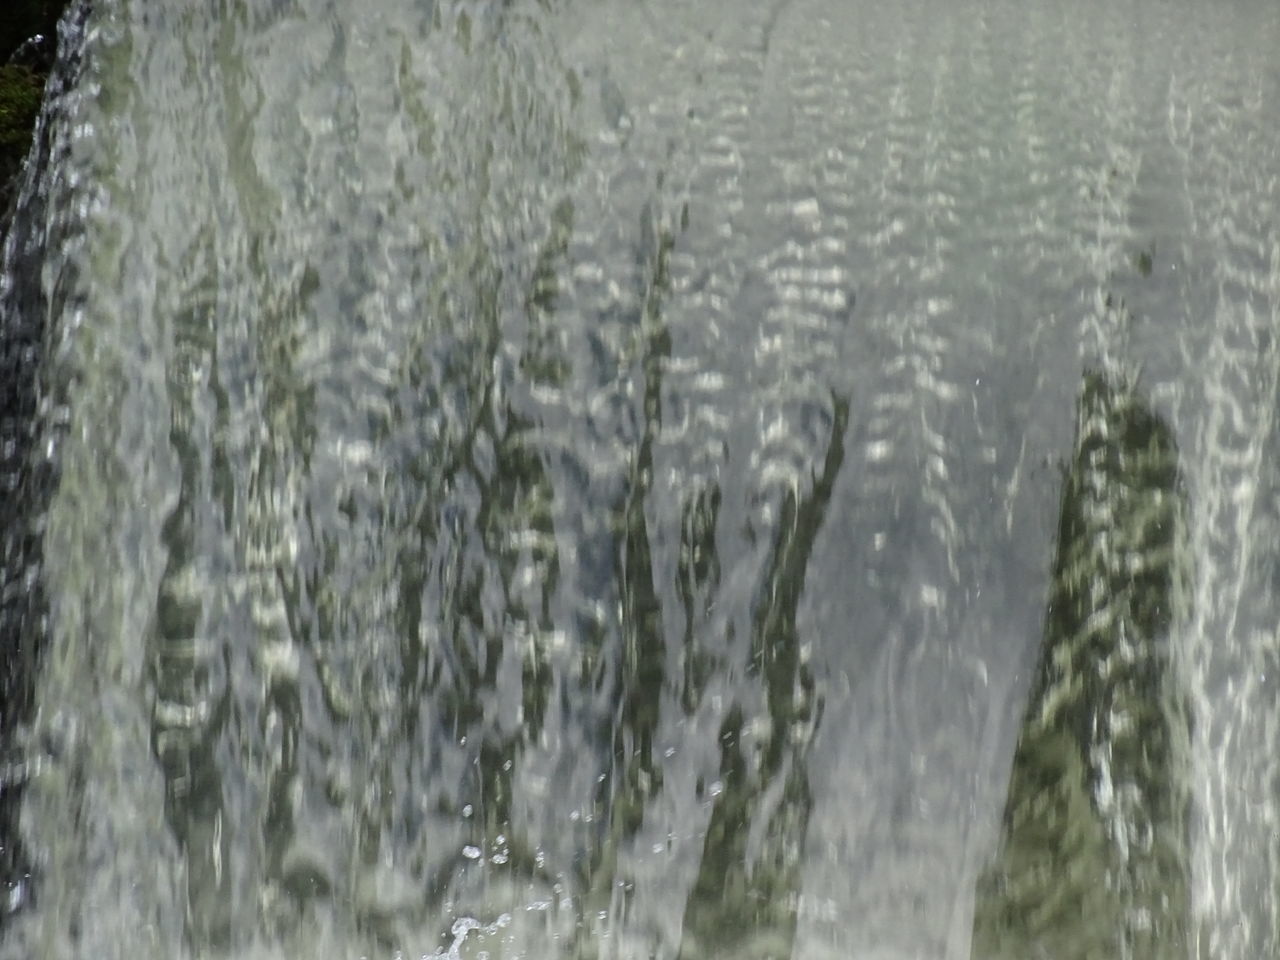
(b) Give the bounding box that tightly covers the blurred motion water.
[1,1,1278,958]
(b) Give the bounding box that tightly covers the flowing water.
[1,1,1278,958]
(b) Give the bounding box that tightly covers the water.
[0,0,1278,957]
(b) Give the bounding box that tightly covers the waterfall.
[1,1,1278,958]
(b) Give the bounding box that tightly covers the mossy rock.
[1,0,65,213]
[0,64,44,217]
[0,65,43,151]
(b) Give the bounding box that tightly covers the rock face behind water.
[0,2,68,218]
[972,368,1194,960]
[0,65,42,214]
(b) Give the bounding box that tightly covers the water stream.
[1,1,1278,958]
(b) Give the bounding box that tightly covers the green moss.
[0,65,43,151]
[0,64,44,214]
[1,0,67,214]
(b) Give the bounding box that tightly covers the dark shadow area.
[0,2,63,63]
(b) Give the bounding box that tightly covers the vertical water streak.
[0,0,92,932]
[5,0,196,952]
[1160,16,1280,955]
[676,396,846,960]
